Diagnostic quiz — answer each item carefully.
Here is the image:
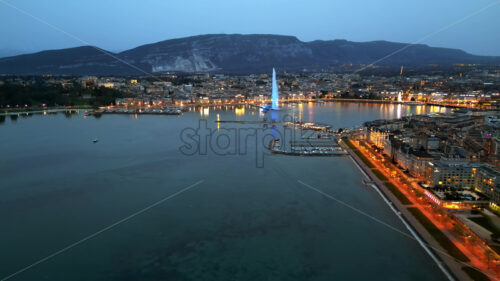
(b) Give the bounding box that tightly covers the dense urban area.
[0,64,499,109]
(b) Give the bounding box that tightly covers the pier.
[215,120,278,125]
[89,107,183,116]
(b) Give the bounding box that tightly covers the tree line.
[0,81,130,108]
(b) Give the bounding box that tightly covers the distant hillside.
[0,34,499,75]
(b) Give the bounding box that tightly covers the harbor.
[88,106,185,116]
[269,126,348,156]
[270,138,348,156]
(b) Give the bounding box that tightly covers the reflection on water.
[298,103,303,122]
[416,105,422,115]
[64,111,75,118]
[234,106,245,116]
[0,102,448,128]
[200,107,210,117]
[429,105,447,113]
[0,101,448,281]
[277,102,447,128]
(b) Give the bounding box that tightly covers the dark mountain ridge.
[0,34,498,75]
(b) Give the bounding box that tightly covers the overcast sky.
[1,0,499,56]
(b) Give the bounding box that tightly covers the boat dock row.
[89,107,184,116]
[269,139,348,156]
[215,120,278,125]
[283,121,332,131]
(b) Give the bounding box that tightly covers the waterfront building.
[395,145,433,178]
[368,129,389,149]
[475,165,500,204]
[426,161,482,190]
[426,161,500,205]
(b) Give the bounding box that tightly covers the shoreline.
[0,99,471,116]
[341,140,472,281]
[0,107,90,116]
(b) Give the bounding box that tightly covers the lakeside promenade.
[341,138,494,281]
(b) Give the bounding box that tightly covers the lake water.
[0,102,449,281]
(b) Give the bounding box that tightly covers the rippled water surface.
[0,103,449,281]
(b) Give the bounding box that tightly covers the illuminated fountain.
[271,68,279,110]
[262,68,279,111]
